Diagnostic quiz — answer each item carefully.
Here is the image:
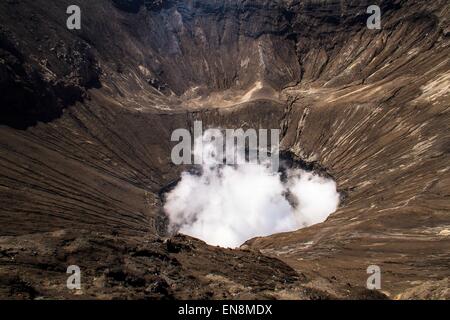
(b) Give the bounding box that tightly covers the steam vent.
[0,0,449,300]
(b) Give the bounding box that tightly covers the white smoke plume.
[164,133,340,248]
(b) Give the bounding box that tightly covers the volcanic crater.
[0,0,449,299]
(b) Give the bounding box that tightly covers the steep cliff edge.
[0,0,449,299]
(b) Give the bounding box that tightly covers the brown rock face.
[0,0,449,299]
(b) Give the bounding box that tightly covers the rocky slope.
[0,0,449,299]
